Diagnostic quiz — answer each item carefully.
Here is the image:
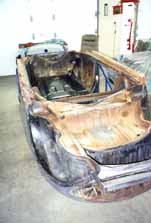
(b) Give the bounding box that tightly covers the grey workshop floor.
[0,76,151,223]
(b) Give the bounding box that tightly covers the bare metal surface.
[16,50,151,202]
[1,76,151,222]
[17,51,151,157]
[85,51,145,85]
[99,159,151,181]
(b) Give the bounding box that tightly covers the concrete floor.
[0,76,151,223]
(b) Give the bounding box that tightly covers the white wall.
[137,0,151,39]
[0,0,96,76]
[120,2,136,55]
[98,0,122,57]
[98,0,137,57]
[28,0,97,50]
[0,0,31,76]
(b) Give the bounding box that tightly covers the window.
[104,3,109,16]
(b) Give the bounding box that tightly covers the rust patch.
[121,111,129,117]
[17,50,151,156]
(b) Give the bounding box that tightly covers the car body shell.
[16,42,151,202]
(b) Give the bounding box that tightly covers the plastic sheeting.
[121,51,151,93]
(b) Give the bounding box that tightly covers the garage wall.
[137,0,151,39]
[0,0,31,76]
[52,0,97,50]
[0,0,96,76]
[26,0,97,50]
[98,0,122,57]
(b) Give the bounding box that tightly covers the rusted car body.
[16,42,151,202]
